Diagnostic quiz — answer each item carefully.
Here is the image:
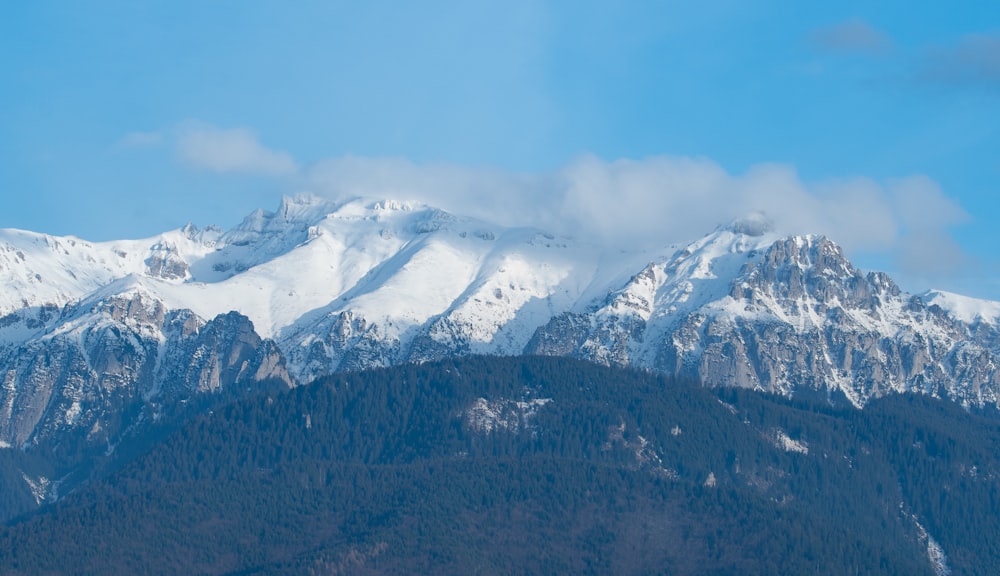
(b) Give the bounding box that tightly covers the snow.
[770,428,809,454]
[464,397,552,434]
[21,473,50,505]
[607,227,780,365]
[923,290,1000,325]
[907,509,951,576]
[0,224,218,318]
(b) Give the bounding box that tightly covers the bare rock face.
[144,242,190,280]
[0,291,292,458]
[286,310,402,382]
[524,313,593,358]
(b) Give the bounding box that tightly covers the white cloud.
[308,155,557,228]
[895,229,967,280]
[887,176,970,278]
[889,175,969,231]
[306,154,968,286]
[177,122,297,175]
[118,131,163,148]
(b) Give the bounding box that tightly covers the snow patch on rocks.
[769,428,809,454]
[463,397,551,434]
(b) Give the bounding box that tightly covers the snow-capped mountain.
[529,228,1000,407]
[2,194,1000,460]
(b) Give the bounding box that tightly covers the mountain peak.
[369,199,419,212]
[276,192,335,219]
[222,194,336,246]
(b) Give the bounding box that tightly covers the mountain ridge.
[3,194,999,385]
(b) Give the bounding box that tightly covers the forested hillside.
[1,356,998,575]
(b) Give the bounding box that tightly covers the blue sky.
[2,1,999,298]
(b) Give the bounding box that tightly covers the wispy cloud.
[806,23,1000,99]
[118,131,163,148]
[889,176,970,279]
[809,18,893,55]
[176,122,297,176]
[919,33,1000,89]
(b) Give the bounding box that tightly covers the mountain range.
[2,194,1000,512]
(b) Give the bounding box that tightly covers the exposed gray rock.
[286,310,401,381]
[0,291,292,456]
[144,242,189,280]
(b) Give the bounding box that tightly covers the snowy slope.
[922,290,1000,325]
[0,195,636,379]
[0,225,218,317]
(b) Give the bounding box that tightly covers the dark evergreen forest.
[1,356,998,575]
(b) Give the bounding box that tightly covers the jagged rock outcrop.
[145,242,190,280]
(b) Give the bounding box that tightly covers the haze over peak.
[724,212,775,237]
